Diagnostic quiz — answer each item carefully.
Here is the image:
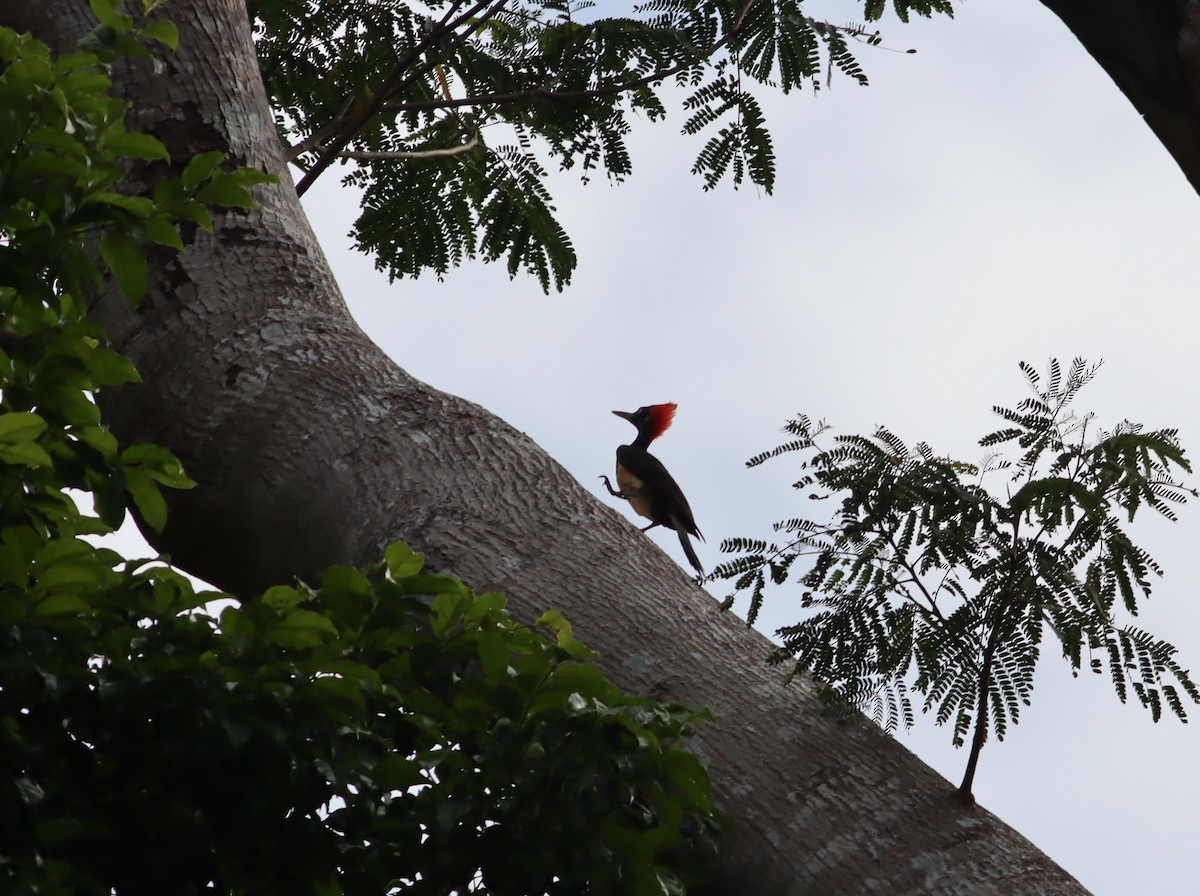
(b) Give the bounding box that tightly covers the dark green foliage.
[714,359,1199,800]
[683,74,775,190]
[3,540,720,895]
[247,0,951,290]
[0,10,244,542]
[1,16,720,893]
[864,0,955,23]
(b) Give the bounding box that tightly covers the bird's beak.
[612,410,636,422]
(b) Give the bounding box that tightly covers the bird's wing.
[615,445,702,539]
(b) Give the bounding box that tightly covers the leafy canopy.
[0,9,719,894]
[714,359,1199,801]
[248,0,954,291]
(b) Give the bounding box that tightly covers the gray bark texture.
[5,1,1116,893]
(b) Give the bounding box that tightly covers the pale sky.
[113,1,1200,892]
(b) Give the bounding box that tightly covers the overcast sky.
[108,1,1200,891]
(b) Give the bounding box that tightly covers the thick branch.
[1040,0,1200,193]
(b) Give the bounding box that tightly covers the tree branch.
[1039,0,1200,194]
[959,513,1025,802]
[338,133,481,160]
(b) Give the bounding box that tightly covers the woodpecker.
[600,402,704,576]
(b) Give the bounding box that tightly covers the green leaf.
[141,19,179,50]
[545,662,613,701]
[175,201,214,231]
[85,345,141,385]
[0,441,53,468]
[268,607,338,647]
[478,630,511,683]
[312,673,366,710]
[93,475,127,528]
[36,562,103,592]
[196,172,258,209]
[105,129,169,161]
[0,527,39,588]
[321,565,373,598]
[385,540,425,579]
[536,608,579,648]
[261,583,305,613]
[35,593,93,616]
[466,590,507,622]
[120,443,176,465]
[0,412,47,442]
[180,151,225,189]
[122,443,195,488]
[100,230,148,304]
[124,467,167,531]
[88,0,126,29]
[430,589,471,638]
[373,754,426,791]
[144,216,184,249]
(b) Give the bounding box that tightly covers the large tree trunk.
[9,2,1092,893]
[1040,0,1200,193]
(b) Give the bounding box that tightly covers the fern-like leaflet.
[715,359,1199,802]
[250,0,910,290]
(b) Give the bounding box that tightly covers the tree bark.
[8,2,1093,893]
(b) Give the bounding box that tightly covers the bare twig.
[338,133,481,160]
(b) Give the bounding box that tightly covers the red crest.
[648,403,677,440]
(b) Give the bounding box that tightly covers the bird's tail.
[677,528,703,576]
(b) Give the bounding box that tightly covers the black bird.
[600,402,704,575]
